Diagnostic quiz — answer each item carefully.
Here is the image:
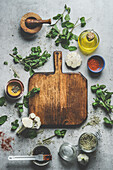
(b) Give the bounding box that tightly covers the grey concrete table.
[0,0,113,169]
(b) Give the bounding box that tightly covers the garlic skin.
[29,113,36,119]
[22,117,33,128]
[77,154,89,166]
[65,51,82,69]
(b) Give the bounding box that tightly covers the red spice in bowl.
[87,55,105,73]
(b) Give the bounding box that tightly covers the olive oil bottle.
[78,30,100,55]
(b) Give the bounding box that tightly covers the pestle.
[26,18,51,28]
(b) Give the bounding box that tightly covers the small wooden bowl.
[20,12,42,34]
[5,79,24,100]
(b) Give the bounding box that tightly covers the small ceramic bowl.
[78,132,98,153]
[32,146,51,166]
[5,79,24,100]
[87,55,105,73]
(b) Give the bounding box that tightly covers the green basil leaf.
[67,32,71,39]
[0,115,7,125]
[61,14,63,22]
[80,17,86,27]
[11,119,19,131]
[4,61,8,65]
[64,4,68,10]
[92,102,99,107]
[60,130,67,137]
[13,47,18,55]
[68,46,77,51]
[96,89,102,98]
[54,24,60,33]
[23,96,28,108]
[91,85,98,92]
[17,55,22,59]
[55,38,61,46]
[53,14,61,20]
[62,28,68,35]
[24,63,31,72]
[104,117,113,125]
[99,85,106,89]
[30,69,35,77]
[13,57,19,64]
[0,97,5,107]
[67,8,71,14]
[61,43,69,49]
[62,21,74,28]
[64,14,70,21]
[72,34,78,41]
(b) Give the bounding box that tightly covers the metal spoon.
[8,154,52,161]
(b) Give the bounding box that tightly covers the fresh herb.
[80,17,86,27]
[91,84,113,125]
[0,97,5,107]
[0,115,7,125]
[15,87,40,116]
[46,5,90,51]
[13,47,18,55]
[43,129,67,142]
[15,103,23,117]
[11,120,19,131]
[103,117,113,125]
[9,46,51,76]
[13,69,20,78]
[68,46,77,51]
[4,61,8,65]
[23,87,40,108]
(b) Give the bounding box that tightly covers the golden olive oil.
[78,30,100,55]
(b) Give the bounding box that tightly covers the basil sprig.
[91,84,113,125]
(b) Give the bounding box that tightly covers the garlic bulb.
[77,154,89,166]
[65,51,82,69]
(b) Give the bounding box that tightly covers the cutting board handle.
[54,51,62,74]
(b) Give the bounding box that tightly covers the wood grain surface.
[29,51,87,127]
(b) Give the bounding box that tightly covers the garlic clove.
[22,117,33,128]
[34,116,41,129]
[29,113,36,119]
[77,153,89,166]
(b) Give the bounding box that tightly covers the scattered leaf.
[0,97,5,107]
[0,115,7,125]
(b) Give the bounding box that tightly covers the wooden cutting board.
[29,51,87,127]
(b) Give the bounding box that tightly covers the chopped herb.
[11,120,19,131]
[0,115,7,125]
[4,61,8,65]
[80,17,86,27]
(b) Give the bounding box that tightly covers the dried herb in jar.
[79,133,97,151]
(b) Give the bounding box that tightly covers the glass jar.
[58,142,76,162]
[78,132,98,153]
[78,29,100,55]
